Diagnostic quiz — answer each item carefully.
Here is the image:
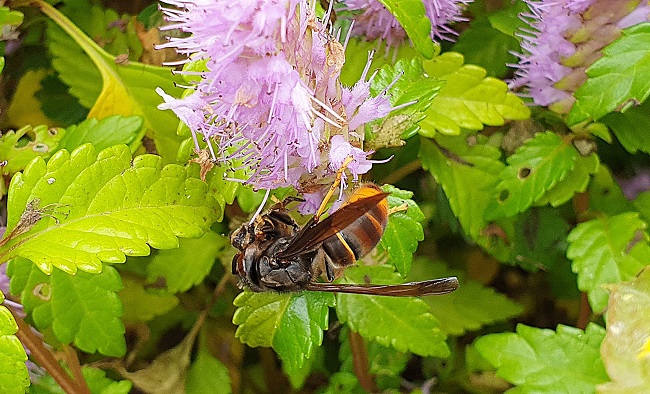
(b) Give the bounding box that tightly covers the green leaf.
[599,266,650,393]
[186,333,231,394]
[419,136,507,253]
[420,52,530,136]
[534,153,600,207]
[474,323,609,393]
[368,58,444,147]
[56,115,144,154]
[567,212,650,313]
[378,185,424,276]
[1,144,220,274]
[146,232,227,293]
[0,297,30,394]
[232,290,335,372]
[602,100,650,154]
[336,265,449,357]
[119,275,178,322]
[452,17,519,78]
[44,2,185,162]
[376,0,435,59]
[52,265,126,356]
[568,23,650,125]
[408,259,523,336]
[82,367,133,394]
[485,132,579,220]
[0,125,65,176]
[9,257,126,356]
[588,165,634,216]
[487,1,530,37]
[0,6,24,26]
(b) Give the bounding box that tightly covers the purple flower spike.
[158,0,396,211]
[510,0,650,112]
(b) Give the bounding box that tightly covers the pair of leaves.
[1,143,220,275]
[474,323,609,393]
[567,212,650,313]
[233,266,452,382]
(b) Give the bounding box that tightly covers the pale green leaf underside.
[599,267,650,393]
[567,212,650,313]
[568,23,650,125]
[336,266,449,358]
[602,101,650,155]
[420,52,530,136]
[475,323,609,393]
[486,132,579,220]
[0,301,30,393]
[2,144,219,275]
[410,259,523,336]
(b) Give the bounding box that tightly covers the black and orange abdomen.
[322,185,388,269]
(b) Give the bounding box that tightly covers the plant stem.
[348,330,377,393]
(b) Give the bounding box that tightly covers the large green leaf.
[568,23,650,125]
[0,291,30,393]
[233,290,335,374]
[336,266,449,358]
[420,52,530,136]
[599,266,650,393]
[485,132,579,220]
[1,144,220,274]
[8,257,126,356]
[42,0,185,161]
[408,259,523,336]
[567,212,650,313]
[419,136,506,248]
[474,324,609,393]
[378,185,424,277]
[376,0,435,59]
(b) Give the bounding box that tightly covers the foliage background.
[1,0,649,393]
